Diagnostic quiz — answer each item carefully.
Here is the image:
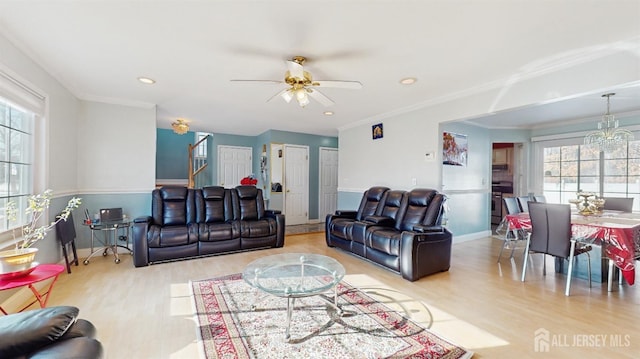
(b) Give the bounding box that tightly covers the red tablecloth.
[505,213,638,285]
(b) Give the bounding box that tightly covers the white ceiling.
[1,1,639,137]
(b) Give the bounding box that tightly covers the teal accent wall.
[156,128,193,179]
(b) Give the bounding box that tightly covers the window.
[195,132,209,158]
[541,140,640,211]
[0,69,45,243]
[0,99,34,233]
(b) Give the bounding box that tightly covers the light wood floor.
[24,232,640,358]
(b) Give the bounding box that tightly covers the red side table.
[0,264,65,315]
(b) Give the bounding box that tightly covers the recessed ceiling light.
[400,77,417,85]
[137,76,156,84]
[323,111,334,116]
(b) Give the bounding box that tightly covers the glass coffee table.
[243,253,345,341]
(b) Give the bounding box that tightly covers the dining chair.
[521,202,592,296]
[601,197,635,291]
[517,196,532,212]
[55,212,79,274]
[533,195,546,203]
[602,197,634,212]
[497,197,526,262]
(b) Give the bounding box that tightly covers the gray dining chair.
[497,197,527,262]
[517,196,533,212]
[521,202,592,296]
[601,197,634,291]
[533,195,546,203]
[602,197,634,212]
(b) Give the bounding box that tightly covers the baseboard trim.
[452,230,492,244]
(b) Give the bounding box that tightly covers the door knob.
[286,189,290,193]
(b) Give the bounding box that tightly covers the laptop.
[100,208,123,223]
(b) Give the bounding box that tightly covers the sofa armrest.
[412,224,444,233]
[132,220,152,267]
[334,210,357,218]
[0,306,79,358]
[364,215,395,226]
[399,229,452,281]
[134,216,152,224]
[264,211,285,248]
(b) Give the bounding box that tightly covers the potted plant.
[0,190,81,275]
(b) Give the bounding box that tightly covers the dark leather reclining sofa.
[325,186,452,281]
[133,185,284,267]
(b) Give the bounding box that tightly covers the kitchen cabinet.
[492,148,512,165]
[492,147,513,176]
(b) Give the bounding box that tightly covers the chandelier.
[171,119,189,135]
[584,93,633,152]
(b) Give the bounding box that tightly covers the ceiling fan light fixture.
[295,88,309,107]
[172,119,189,135]
[281,90,294,103]
[584,93,634,152]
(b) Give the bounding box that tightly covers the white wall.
[339,113,442,193]
[77,101,156,192]
[0,32,80,195]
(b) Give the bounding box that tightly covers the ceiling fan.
[231,56,362,107]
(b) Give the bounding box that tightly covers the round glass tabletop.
[243,253,345,298]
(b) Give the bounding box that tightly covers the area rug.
[191,273,473,359]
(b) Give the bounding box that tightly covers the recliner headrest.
[202,186,225,200]
[236,185,258,199]
[366,186,390,201]
[408,189,436,206]
[161,186,188,201]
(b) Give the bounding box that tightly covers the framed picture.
[443,132,468,167]
[372,123,383,140]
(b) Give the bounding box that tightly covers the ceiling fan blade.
[312,80,362,89]
[286,60,304,79]
[307,88,334,107]
[266,88,292,103]
[230,79,285,85]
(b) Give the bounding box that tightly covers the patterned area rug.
[191,273,473,359]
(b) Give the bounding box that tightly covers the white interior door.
[284,144,309,225]
[319,147,338,222]
[217,145,252,188]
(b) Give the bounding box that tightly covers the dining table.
[503,210,640,286]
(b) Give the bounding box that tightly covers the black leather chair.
[521,202,592,296]
[351,189,407,257]
[55,212,79,274]
[0,306,103,358]
[325,186,389,252]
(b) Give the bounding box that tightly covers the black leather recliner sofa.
[0,306,103,359]
[133,185,285,267]
[326,187,452,281]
